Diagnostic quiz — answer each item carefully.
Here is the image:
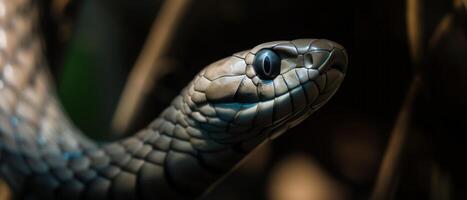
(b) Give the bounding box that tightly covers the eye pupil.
[263,57,271,75]
[253,49,281,80]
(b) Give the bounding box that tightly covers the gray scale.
[257,80,275,100]
[189,138,227,152]
[290,86,308,110]
[303,82,320,104]
[122,138,144,154]
[51,168,73,182]
[162,106,178,122]
[75,169,98,182]
[199,122,226,133]
[68,156,91,172]
[191,111,207,123]
[236,78,258,102]
[274,43,299,57]
[316,73,327,92]
[206,117,228,127]
[122,158,145,173]
[44,153,67,168]
[100,166,121,179]
[283,69,302,89]
[152,135,172,150]
[134,145,153,159]
[146,151,166,165]
[110,171,137,200]
[198,104,216,117]
[233,104,258,125]
[26,158,49,174]
[103,144,125,156]
[205,75,245,102]
[273,93,293,121]
[295,68,309,84]
[173,124,191,140]
[159,121,175,135]
[84,177,111,200]
[273,75,289,96]
[171,139,197,155]
[186,126,203,138]
[254,100,274,126]
[114,153,132,166]
[213,104,239,122]
[194,76,211,92]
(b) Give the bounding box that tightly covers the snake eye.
[253,49,281,80]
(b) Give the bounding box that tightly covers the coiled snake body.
[0,0,348,199]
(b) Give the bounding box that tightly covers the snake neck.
[142,86,264,183]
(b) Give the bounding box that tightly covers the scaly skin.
[0,0,348,199]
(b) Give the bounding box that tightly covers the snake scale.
[0,0,348,199]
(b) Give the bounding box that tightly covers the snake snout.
[292,39,348,73]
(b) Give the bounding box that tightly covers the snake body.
[0,0,348,199]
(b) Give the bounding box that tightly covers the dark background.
[42,0,464,199]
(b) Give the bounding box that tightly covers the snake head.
[183,39,347,145]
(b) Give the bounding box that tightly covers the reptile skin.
[0,0,348,199]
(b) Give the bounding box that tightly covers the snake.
[0,0,348,199]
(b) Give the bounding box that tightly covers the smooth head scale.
[180,39,347,146]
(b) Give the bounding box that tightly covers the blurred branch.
[112,0,192,135]
[370,77,422,200]
[406,0,424,67]
[370,1,429,198]
[51,0,71,17]
[459,0,467,10]
[428,13,453,51]
[0,179,11,200]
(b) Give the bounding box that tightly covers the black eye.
[253,49,281,79]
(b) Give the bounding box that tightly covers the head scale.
[182,39,347,145]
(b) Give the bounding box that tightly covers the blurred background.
[2,0,465,199]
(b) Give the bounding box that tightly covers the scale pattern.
[0,1,236,199]
[0,0,348,199]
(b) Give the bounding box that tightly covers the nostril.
[304,53,313,68]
